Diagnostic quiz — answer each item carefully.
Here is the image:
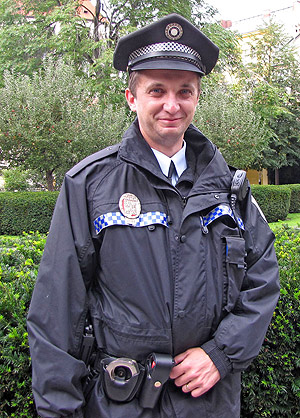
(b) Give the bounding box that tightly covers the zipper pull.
[200,216,209,234]
[182,196,187,208]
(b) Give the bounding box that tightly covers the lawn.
[268,213,300,230]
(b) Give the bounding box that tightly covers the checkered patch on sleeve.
[94,211,169,234]
[202,204,245,230]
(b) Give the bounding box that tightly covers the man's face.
[125,69,200,156]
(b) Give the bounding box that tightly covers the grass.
[268,212,300,231]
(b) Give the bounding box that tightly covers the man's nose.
[163,94,180,113]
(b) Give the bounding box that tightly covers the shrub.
[287,184,300,213]
[0,228,299,417]
[3,168,46,192]
[251,185,291,222]
[3,168,31,191]
[0,232,46,418]
[0,192,58,235]
[241,225,300,417]
[0,185,297,236]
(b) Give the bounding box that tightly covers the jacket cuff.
[201,339,232,379]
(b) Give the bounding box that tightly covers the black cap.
[113,14,219,75]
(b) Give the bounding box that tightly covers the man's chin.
[159,126,185,139]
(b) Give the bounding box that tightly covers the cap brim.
[130,58,205,75]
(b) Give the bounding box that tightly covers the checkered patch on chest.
[94,211,169,234]
[202,204,244,230]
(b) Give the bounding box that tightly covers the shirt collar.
[151,141,187,178]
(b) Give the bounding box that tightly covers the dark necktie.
[168,160,177,184]
[168,160,175,178]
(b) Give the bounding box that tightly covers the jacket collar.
[118,119,232,193]
[119,119,162,176]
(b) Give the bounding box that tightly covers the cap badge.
[119,193,141,220]
[165,23,183,41]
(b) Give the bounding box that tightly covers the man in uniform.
[27,14,280,418]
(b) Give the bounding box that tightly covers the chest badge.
[119,193,141,220]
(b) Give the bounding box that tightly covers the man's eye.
[150,88,163,94]
[181,89,192,95]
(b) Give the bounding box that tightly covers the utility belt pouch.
[139,353,174,409]
[101,356,145,402]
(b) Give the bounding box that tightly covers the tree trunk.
[274,168,280,185]
[46,170,55,191]
[93,0,101,59]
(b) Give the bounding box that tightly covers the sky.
[208,0,296,23]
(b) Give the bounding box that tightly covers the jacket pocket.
[223,236,246,313]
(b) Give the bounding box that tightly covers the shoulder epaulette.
[67,144,120,177]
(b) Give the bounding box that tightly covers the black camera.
[113,365,132,381]
[101,352,173,407]
[101,357,144,402]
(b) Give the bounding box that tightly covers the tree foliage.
[245,21,300,175]
[2,1,299,183]
[3,168,33,192]
[0,1,217,90]
[202,22,243,78]
[0,59,130,190]
[194,85,269,169]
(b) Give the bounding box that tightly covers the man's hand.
[169,347,221,397]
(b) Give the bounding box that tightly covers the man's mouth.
[159,117,182,123]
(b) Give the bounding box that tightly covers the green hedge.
[0,184,299,235]
[251,185,291,223]
[0,192,58,235]
[241,226,300,417]
[0,228,299,417]
[287,184,300,213]
[0,233,46,417]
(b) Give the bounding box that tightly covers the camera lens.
[114,366,132,381]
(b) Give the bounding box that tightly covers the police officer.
[27,14,280,418]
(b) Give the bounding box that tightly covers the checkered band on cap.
[128,42,204,72]
[94,211,169,234]
[202,204,245,230]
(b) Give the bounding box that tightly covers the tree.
[0,0,244,110]
[0,59,130,190]
[194,84,269,169]
[201,22,243,79]
[0,1,244,191]
[0,1,217,88]
[245,21,300,183]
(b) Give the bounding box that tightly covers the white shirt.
[152,141,187,186]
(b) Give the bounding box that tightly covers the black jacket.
[27,120,280,417]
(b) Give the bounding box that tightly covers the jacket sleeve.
[27,172,97,418]
[202,189,280,378]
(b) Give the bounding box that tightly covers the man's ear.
[125,88,137,112]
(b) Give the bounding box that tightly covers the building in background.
[221,1,300,52]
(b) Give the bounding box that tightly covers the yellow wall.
[247,169,268,185]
